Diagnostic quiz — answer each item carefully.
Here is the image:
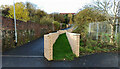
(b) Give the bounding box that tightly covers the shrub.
[65,54,76,60]
[40,16,53,24]
[101,48,110,52]
[53,21,60,30]
[40,16,53,30]
[85,48,94,53]
[95,47,102,52]
[62,23,66,29]
[86,46,94,50]
[79,34,118,56]
[79,46,94,54]
[73,8,107,38]
[79,47,86,52]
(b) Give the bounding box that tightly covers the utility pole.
[13,0,17,45]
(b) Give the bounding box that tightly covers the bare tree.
[109,0,119,44]
[93,0,113,15]
[92,0,119,44]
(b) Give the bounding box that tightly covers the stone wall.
[44,30,66,60]
[66,32,80,57]
[1,17,51,51]
[44,27,80,61]
[57,30,67,34]
[44,33,59,60]
[1,16,68,51]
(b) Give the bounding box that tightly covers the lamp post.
[13,0,17,45]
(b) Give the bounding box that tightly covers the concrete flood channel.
[2,28,119,67]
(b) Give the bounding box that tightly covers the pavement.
[3,37,44,56]
[2,52,119,67]
[2,27,120,67]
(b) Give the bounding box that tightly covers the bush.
[73,8,107,38]
[85,48,94,53]
[65,54,76,60]
[40,16,53,24]
[40,16,53,30]
[53,21,60,30]
[79,35,118,56]
[101,48,110,52]
[79,46,94,55]
[62,23,66,29]
[86,46,94,50]
[79,47,86,52]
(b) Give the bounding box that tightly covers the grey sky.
[0,0,94,13]
[0,0,119,14]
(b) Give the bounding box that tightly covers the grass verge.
[53,33,76,60]
[79,38,118,57]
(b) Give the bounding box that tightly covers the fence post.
[96,23,99,40]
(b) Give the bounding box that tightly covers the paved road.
[2,27,120,67]
[3,37,44,56]
[2,52,119,67]
[3,27,71,56]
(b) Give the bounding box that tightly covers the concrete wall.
[44,27,80,61]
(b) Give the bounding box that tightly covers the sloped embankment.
[53,33,76,60]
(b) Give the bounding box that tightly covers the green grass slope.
[53,33,76,60]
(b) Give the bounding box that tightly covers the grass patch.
[79,38,118,56]
[53,33,76,60]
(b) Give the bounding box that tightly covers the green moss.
[53,33,76,60]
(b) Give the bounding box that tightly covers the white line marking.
[2,55,44,58]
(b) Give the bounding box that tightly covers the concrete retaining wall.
[44,27,80,61]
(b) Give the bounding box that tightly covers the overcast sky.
[0,0,119,14]
[0,0,94,14]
